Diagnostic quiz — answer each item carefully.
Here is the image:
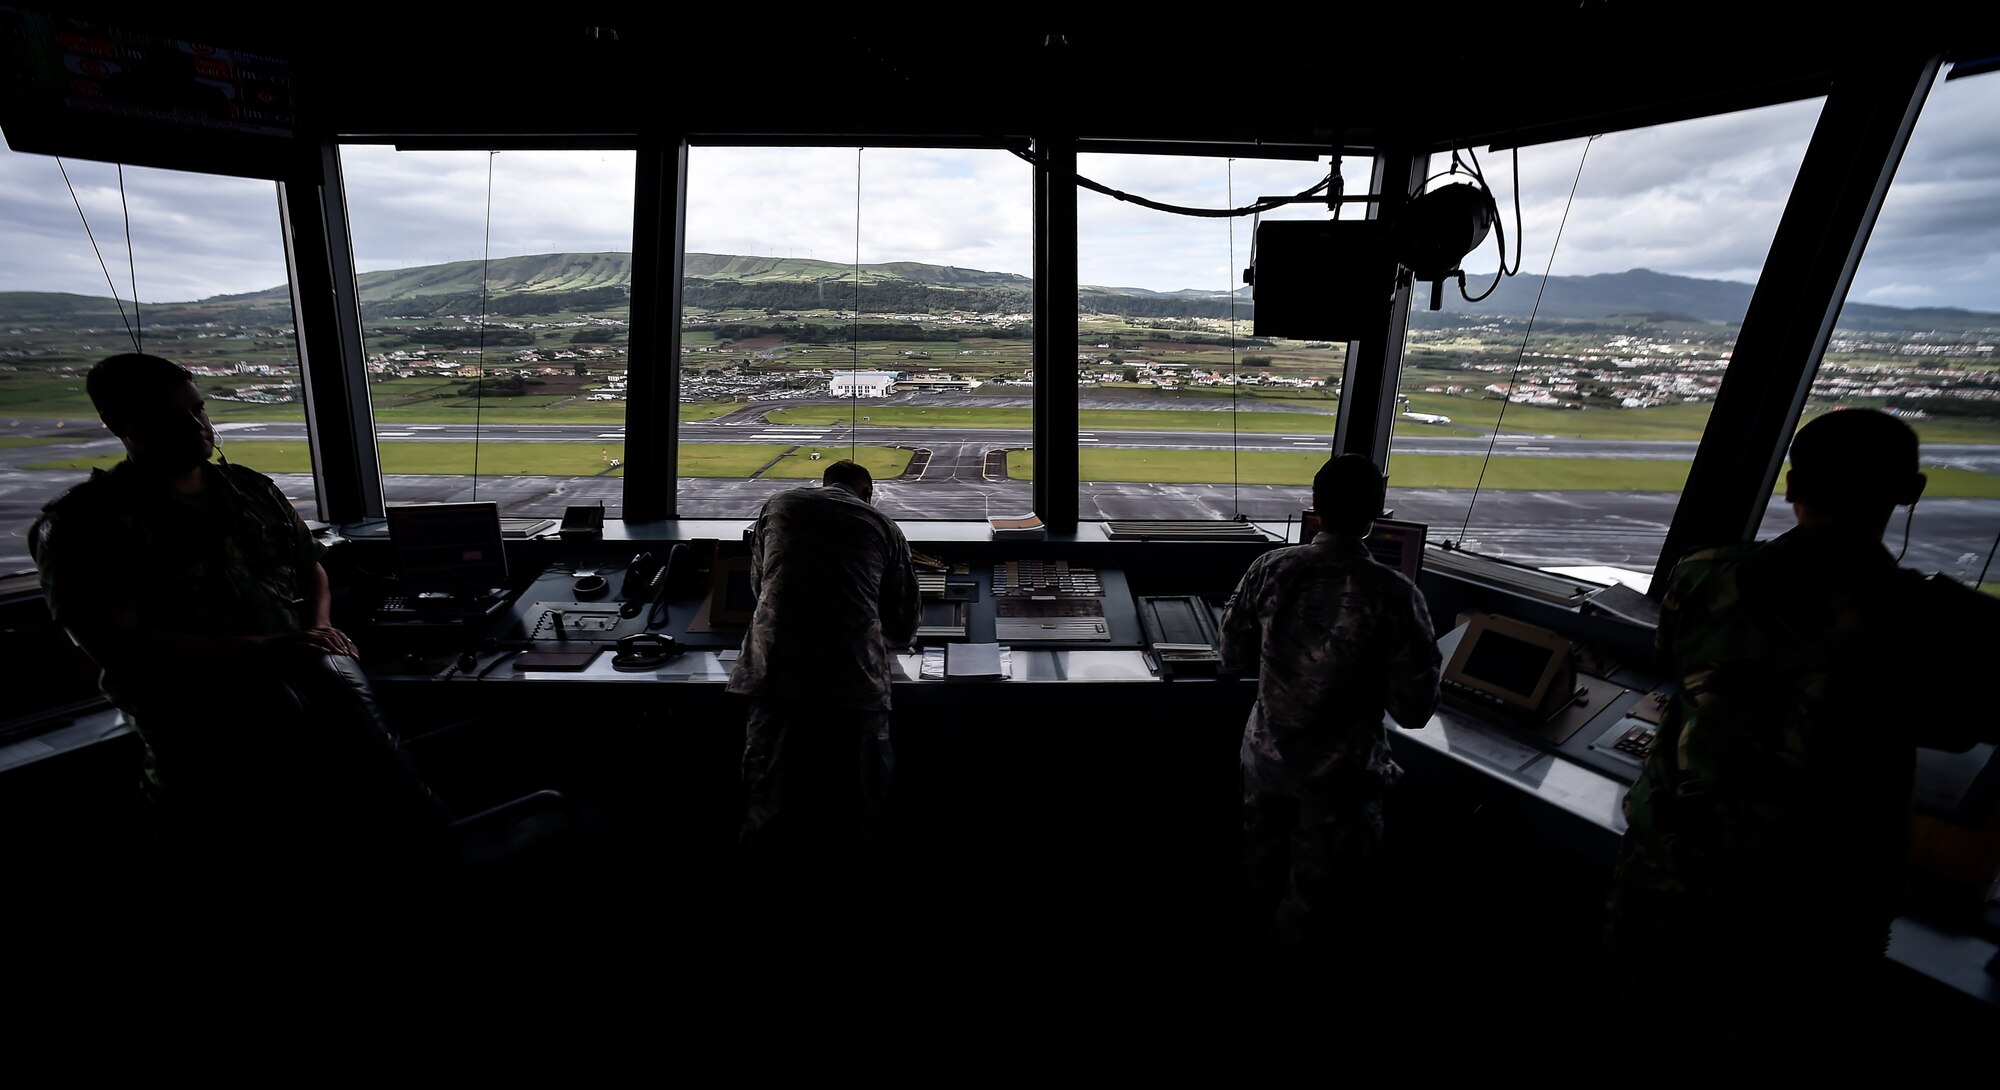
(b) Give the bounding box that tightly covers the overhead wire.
[851,147,862,461]
[471,150,497,500]
[1454,135,1597,550]
[56,158,142,352]
[1228,158,1240,517]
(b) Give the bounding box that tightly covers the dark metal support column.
[1652,52,1940,592]
[1335,148,1425,468]
[1032,134,1079,533]
[622,138,687,522]
[279,139,380,524]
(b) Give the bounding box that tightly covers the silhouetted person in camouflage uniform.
[1605,407,1998,1056]
[29,353,448,895]
[1222,453,1442,982]
[726,459,920,954]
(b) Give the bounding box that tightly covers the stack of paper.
[946,642,1006,679]
[989,514,1046,540]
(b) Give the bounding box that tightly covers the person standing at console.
[1221,453,1442,982]
[726,459,921,901]
[28,353,448,892]
[1604,407,1998,1053]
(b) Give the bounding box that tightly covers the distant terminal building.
[897,376,977,392]
[829,370,899,397]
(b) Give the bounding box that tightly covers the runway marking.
[410,425,445,430]
[1079,438,1100,442]
[378,432,414,437]
[758,433,823,441]
[597,433,627,438]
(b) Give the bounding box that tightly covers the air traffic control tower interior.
[2,2,1997,1048]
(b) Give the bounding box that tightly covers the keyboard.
[1609,724,1657,760]
[372,589,509,623]
[992,560,1103,598]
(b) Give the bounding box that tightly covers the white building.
[829,370,898,397]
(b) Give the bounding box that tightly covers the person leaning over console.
[725,459,920,924]
[28,353,449,893]
[1220,453,1443,983]
[1604,407,2000,1057]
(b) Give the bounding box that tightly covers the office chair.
[120,652,590,892]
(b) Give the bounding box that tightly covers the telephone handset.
[619,551,668,618]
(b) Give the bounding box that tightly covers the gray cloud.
[3,68,1996,313]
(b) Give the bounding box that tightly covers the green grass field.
[27,437,2000,498]
[26,440,916,480]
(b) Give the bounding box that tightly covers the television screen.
[386,502,508,591]
[0,4,300,179]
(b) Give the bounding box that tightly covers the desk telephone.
[619,550,670,618]
[617,541,710,623]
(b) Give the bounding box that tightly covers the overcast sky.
[2,70,1995,313]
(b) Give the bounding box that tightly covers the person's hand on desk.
[266,625,361,660]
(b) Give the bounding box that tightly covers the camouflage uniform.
[1220,531,1441,976]
[726,482,920,879]
[1605,525,1998,1042]
[29,458,446,876]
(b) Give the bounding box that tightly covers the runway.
[3,408,1994,582]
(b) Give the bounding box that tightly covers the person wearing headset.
[28,353,449,898]
[1603,406,1998,1057]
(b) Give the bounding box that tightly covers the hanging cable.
[856,144,864,460]
[471,150,496,500]
[1976,525,1997,587]
[1458,143,1524,302]
[1012,145,1337,220]
[56,158,140,352]
[118,164,141,349]
[1227,158,1241,517]
[1455,136,1597,550]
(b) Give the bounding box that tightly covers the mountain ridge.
[4,253,1996,334]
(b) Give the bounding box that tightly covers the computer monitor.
[386,502,508,592]
[1442,611,1576,719]
[1365,518,1427,584]
[705,554,757,627]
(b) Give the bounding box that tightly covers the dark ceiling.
[14,3,1999,158]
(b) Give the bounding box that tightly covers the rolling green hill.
[5,254,1997,334]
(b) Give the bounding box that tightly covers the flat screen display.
[706,555,756,627]
[0,4,299,179]
[1365,518,1427,584]
[387,502,508,591]
[1441,611,1578,720]
[1458,629,1558,699]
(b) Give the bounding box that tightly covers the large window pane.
[1765,68,2000,596]
[678,146,1031,521]
[0,143,312,574]
[1073,153,1370,526]
[339,145,635,525]
[1386,101,1824,588]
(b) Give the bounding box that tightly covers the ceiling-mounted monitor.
[0,4,302,179]
[1243,218,1395,341]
